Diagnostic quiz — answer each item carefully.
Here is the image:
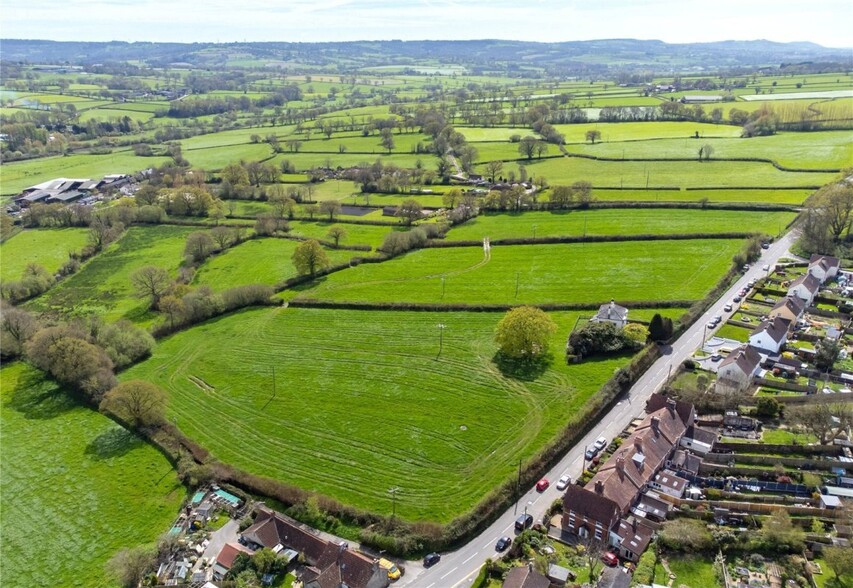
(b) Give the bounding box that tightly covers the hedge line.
[270,233,372,252]
[288,299,695,313]
[430,232,758,248]
[684,185,821,191]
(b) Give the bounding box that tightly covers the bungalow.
[748,317,790,354]
[502,564,551,588]
[716,345,762,393]
[591,300,629,328]
[213,542,253,580]
[769,296,806,323]
[787,273,821,307]
[809,254,840,284]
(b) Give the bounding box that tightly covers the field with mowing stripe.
[1,228,90,281]
[586,188,812,205]
[27,225,194,324]
[445,209,795,241]
[193,238,361,291]
[552,121,743,142]
[295,240,744,305]
[122,307,642,522]
[1,362,183,588]
[288,221,403,250]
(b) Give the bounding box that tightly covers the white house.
[809,254,840,284]
[716,345,762,392]
[748,317,789,354]
[591,299,629,328]
[787,273,821,307]
[679,425,718,455]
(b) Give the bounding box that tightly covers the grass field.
[0,362,183,588]
[587,188,812,205]
[288,221,403,250]
[121,306,637,522]
[445,209,795,241]
[1,228,90,281]
[294,239,744,306]
[27,225,194,325]
[655,555,720,588]
[193,238,359,291]
[552,121,743,142]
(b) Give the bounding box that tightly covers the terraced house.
[560,394,698,562]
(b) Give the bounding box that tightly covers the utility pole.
[262,365,277,410]
[515,272,520,298]
[436,323,446,357]
[388,487,399,519]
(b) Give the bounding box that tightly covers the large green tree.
[292,239,330,276]
[100,380,167,428]
[495,306,556,360]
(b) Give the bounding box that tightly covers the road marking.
[426,583,434,588]
[462,553,478,564]
[441,567,459,580]
[482,540,493,549]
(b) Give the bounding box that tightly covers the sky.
[2,0,852,48]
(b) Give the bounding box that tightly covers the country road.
[400,230,798,588]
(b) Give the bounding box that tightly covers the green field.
[121,307,634,522]
[288,221,402,250]
[0,362,183,588]
[1,228,91,281]
[295,239,744,305]
[445,209,795,241]
[193,237,359,291]
[27,225,194,324]
[553,121,743,142]
[587,188,812,205]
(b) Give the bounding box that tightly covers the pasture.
[1,228,90,281]
[1,362,183,588]
[295,239,744,306]
[445,209,795,241]
[585,188,812,205]
[122,306,640,522]
[27,225,194,324]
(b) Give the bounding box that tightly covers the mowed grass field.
[445,209,795,241]
[586,188,812,205]
[295,240,744,305]
[122,307,637,522]
[193,238,360,292]
[27,225,194,324]
[1,362,183,588]
[1,228,90,281]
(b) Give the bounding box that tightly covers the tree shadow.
[85,426,143,460]
[493,352,552,381]
[3,367,77,420]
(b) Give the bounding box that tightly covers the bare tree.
[130,266,171,307]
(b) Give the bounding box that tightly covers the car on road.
[602,552,619,567]
[423,552,441,567]
[706,320,717,329]
[536,478,550,492]
[742,264,750,271]
[712,315,722,324]
[584,444,597,460]
[495,536,512,551]
[761,242,770,249]
[556,475,571,491]
[378,558,401,581]
[515,513,534,531]
[733,295,742,302]
[594,437,608,451]
[748,279,756,288]
[762,264,770,271]
[724,303,733,312]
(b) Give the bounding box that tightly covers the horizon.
[3,0,852,48]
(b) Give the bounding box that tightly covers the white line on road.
[482,540,493,550]
[440,567,459,580]
[462,553,478,564]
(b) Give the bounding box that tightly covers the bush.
[567,321,643,359]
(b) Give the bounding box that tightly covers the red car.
[601,552,619,567]
[535,478,549,492]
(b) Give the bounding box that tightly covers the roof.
[242,507,335,565]
[788,273,821,295]
[616,517,655,555]
[652,470,688,493]
[771,296,806,317]
[750,316,790,345]
[595,300,629,322]
[821,495,842,507]
[634,492,670,519]
[215,543,252,571]
[810,254,840,272]
[669,449,702,474]
[684,425,718,446]
[502,566,551,588]
[547,564,571,582]
[563,484,621,529]
[645,394,694,426]
[718,345,761,375]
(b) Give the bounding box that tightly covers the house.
[591,300,629,328]
[769,296,806,323]
[716,345,762,392]
[632,491,671,522]
[748,317,790,354]
[787,274,821,307]
[502,564,551,588]
[213,542,253,580]
[562,484,622,542]
[679,425,717,455]
[809,254,840,284]
[648,470,688,498]
[667,449,702,476]
[614,518,656,562]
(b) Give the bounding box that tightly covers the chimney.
[666,398,676,416]
[632,517,638,532]
[595,480,604,494]
[651,416,660,433]
[616,456,625,474]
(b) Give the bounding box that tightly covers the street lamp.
[436,323,446,356]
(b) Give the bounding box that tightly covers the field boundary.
[288,298,694,312]
[432,232,759,248]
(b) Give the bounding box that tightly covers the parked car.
[556,475,571,491]
[536,478,550,492]
[594,436,608,451]
[748,279,756,288]
[712,315,722,324]
[602,552,619,567]
[762,264,770,271]
[585,445,597,460]
[706,321,717,329]
[495,536,512,551]
[711,353,722,361]
[742,264,750,271]
[733,295,742,302]
[423,553,441,567]
[378,558,401,581]
[761,242,770,249]
[724,303,733,312]
[515,513,533,531]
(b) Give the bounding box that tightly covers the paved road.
[401,231,798,588]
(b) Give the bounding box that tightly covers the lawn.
[444,209,794,241]
[26,225,194,325]
[294,239,744,306]
[714,323,752,342]
[121,307,636,522]
[655,555,720,588]
[192,238,360,292]
[0,228,90,281]
[0,362,183,588]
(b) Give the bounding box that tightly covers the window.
[594,529,602,540]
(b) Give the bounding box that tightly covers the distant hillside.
[1,38,850,74]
